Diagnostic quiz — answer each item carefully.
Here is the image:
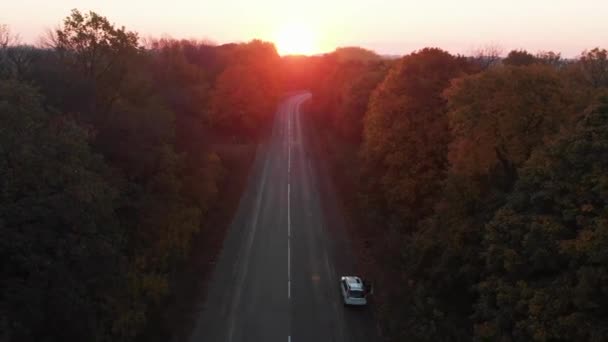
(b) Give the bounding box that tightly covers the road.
[188,93,377,342]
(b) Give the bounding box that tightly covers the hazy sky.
[1,0,606,57]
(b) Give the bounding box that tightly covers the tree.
[0,9,266,342]
[337,61,389,142]
[0,79,122,341]
[209,40,281,138]
[445,65,573,187]
[54,9,140,115]
[503,49,537,66]
[0,24,18,49]
[471,44,503,70]
[358,49,476,340]
[333,46,382,63]
[580,48,608,88]
[477,95,608,341]
[536,51,562,67]
[375,60,579,342]
[147,38,212,120]
[47,10,208,340]
[361,48,471,227]
[0,24,22,78]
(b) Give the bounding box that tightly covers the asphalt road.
[188,93,377,342]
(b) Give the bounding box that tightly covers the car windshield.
[349,290,365,298]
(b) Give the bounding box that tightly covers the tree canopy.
[361,48,471,227]
[478,96,608,341]
[305,39,608,342]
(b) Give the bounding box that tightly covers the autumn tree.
[503,49,537,66]
[377,62,579,341]
[47,10,208,339]
[536,51,562,67]
[148,38,212,121]
[471,44,503,70]
[209,40,281,138]
[0,8,281,342]
[445,64,574,186]
[579,48,608,88]
[0,79,122,341]
[356,50,476,340]
[476,95,608,341]
[333,46,382,63]
[54,9,140,115]
[0,24,24,78]
[361,48,471,227]
[337,61,389,142]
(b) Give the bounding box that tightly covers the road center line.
[287,184,291,237]
[287,101,292,303]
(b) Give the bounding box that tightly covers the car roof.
[343,276,364,290]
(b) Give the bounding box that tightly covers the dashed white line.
[288,116,291,175]
[287,101,292,299]
[287,184,291,237]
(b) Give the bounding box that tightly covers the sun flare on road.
[274,23,317,56]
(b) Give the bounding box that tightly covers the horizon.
[2,0,607,58]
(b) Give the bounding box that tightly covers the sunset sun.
[275,23,317,56]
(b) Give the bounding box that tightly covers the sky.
[1,0,607,57]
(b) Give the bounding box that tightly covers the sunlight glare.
[275,23,317,56]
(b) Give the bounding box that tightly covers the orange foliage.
[445,65,574,179]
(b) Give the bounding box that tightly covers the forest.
[302,46,608,341]
[2,8,608,342]
[0,10,282,341]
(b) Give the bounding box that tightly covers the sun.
[275,23,317,56]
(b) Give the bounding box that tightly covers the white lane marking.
[287,183,291,237]
[288,110,291,175]
[287,98,292,301]
[286,95,312,341]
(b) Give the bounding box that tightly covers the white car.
[339,276,368,306]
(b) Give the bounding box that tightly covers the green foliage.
[0,79,121,341]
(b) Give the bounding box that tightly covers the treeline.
[0,10,280,341]
[304,46,608,341]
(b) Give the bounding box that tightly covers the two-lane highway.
[189,93,377,342]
